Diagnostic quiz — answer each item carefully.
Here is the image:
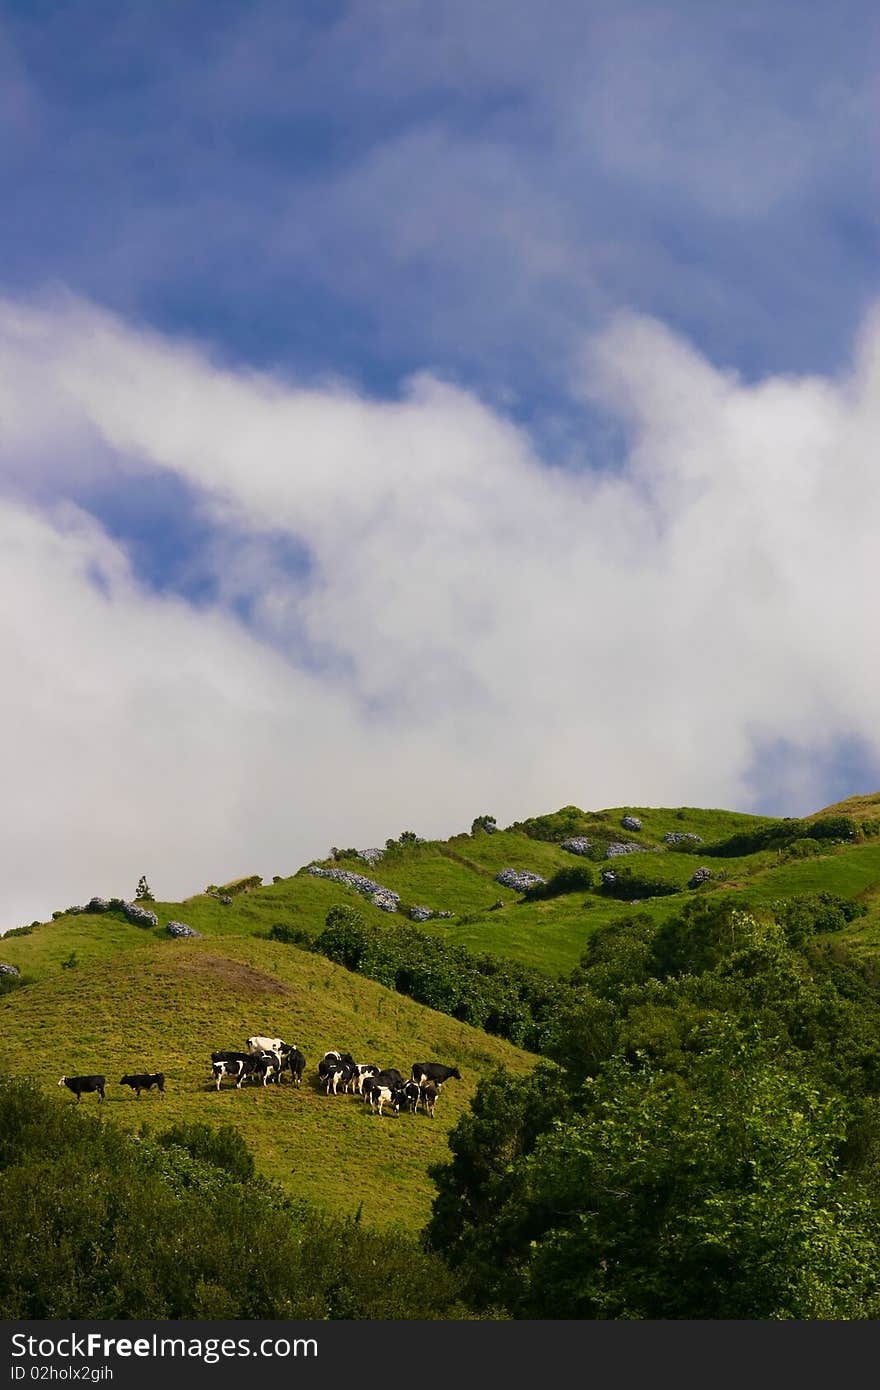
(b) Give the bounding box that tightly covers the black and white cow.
[324,1056,357,1094]
[119,1072,165,1098]
[363,1068,404,1103]
[410,1062,461,1089]
[319,1051,355,1092]
[210,1051,253,1090]
[353,1064,380,1095]
[365,1080,406,1116]
[58,1075,105,1102]
[401,1080,421,1113]
[250,1052,283,1086]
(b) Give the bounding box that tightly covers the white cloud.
[0,291,878,928]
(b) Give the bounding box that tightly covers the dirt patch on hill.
[172,955,294,997]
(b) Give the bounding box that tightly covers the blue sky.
[1,0,879,926]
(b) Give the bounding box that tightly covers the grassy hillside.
[3,794,880,1240]
[0,931,533,1233]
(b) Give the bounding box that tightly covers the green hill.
[3,795,880,1239]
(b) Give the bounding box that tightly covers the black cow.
[58,1075,105,1103]
[281,1046,306,1087]
[119,1072,165,1098]
[420,1081,439,1117]
[410,1062,461,1088]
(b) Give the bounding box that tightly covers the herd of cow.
[57,1036,462,1119]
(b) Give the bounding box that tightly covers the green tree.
[135,875,154,902]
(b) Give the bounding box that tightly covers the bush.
[315,905,370,971]
[0,1079,469,1319]
[523,866,595,900]
[599,866,680,901]
[268,922,316,948]
[156,1122,255,1183]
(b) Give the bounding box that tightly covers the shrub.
[156,1122,255,1183]
[315,905,370,971]
[268,922,316,948]
[471,815,498,835]
[523,866,595,900]
[599,866,679,901]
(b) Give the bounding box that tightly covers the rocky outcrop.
[688,867,713,887]
[605,842,648,857]
[0,962,20,976]
[308,864,401,912]
[561,837,592,856]
[495,868,546,893]
[408,906,433,922]
[621,815,643,832]
[665,832,704,845]
[122,902,159,928]
[166,920,201,938]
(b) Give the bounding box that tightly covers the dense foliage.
[426,894,880,1318]
[0,1079,469,1319]
[312,905,563,1047]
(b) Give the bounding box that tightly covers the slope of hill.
[0,931,534,1232]
[3,795,880,1238]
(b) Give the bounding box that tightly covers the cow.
[420,1081,440,1117]
[246,1036,285,1059]
[119,1072,165,1098]
[353,1064,380,1095]
[58,1075,105,1103]
[250,1052,282,1086]
[318,1051,354,1089]
[324,1057,357,1094]
[210,1051,253,1091]
[401,1080,421,1113]
[363,1068,404,1103]
[280,1046,306,1087]
[365,1080,406,1116]
[410,1062,461,1089]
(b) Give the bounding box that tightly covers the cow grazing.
[58,1075,105,1103]
[119,1072,165,1098]
[420,1081,439,1117]
[365,1080,405,1116]
[410,1062,461,1089]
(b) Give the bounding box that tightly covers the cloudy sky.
[2,0,879,929]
